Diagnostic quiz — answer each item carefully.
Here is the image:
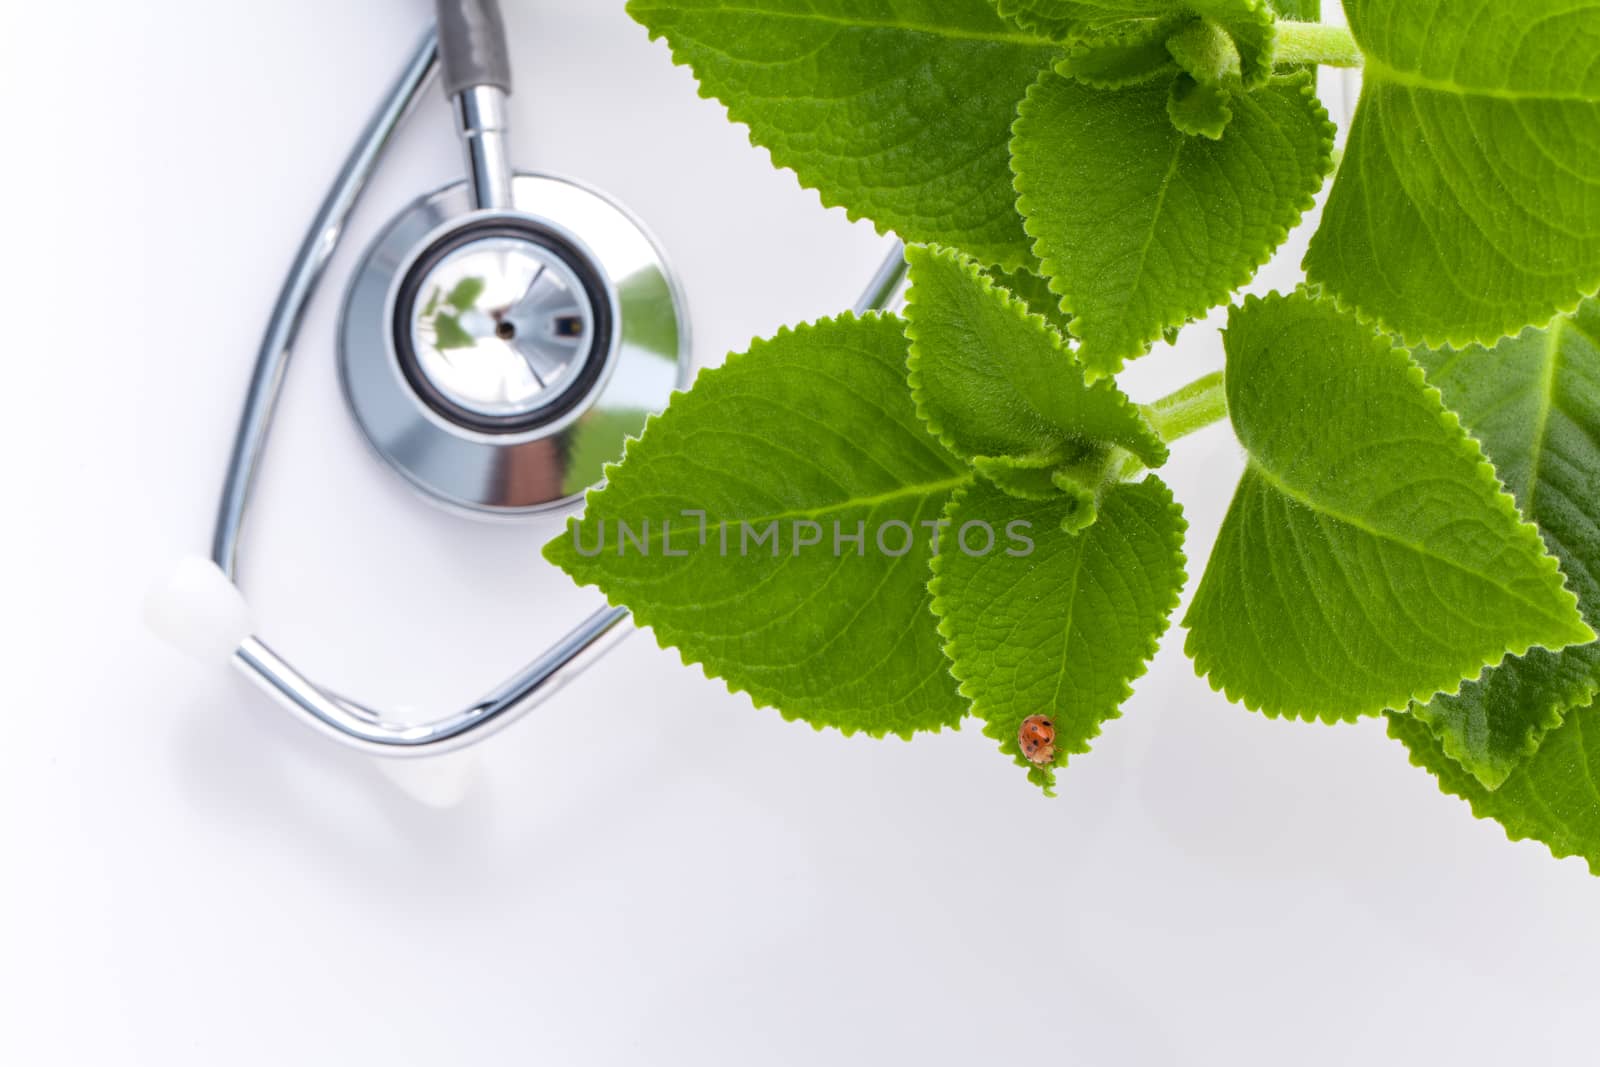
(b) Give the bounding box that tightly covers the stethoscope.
[147,0,907,764]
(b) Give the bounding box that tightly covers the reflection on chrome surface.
[409,237,597,420]
[339,173,690,516]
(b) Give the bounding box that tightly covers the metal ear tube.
[155,1,909,759]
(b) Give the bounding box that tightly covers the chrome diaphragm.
[339,173,689,517]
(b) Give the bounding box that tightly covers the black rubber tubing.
[435,0,513,96]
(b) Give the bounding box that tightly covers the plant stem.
[1273,22,1364,69]
[1143,371,1228,444]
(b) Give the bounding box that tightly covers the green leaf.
[1193,0,1274,89]
[1388,705,1600,877]
[971,452,1077,501]
[1166,74,1234,139]
[1012,70,1333,375]
[432,313,475,351]
[446,276,486,312]
[999,0,1275,87]
[931,475,1187,793]
[1267,0,1316,19]
[969,453,1111,533]
[545,313,970,737]
[903,244,1168,472]
[626,0,1060,269]
[1304,0,1600,348]
[1184,292,1593,722]
[996,0,1177,41]
[1409,302,1600,788]
[983,262,1073,337]
[561,407,652,496]
[1057,16,1182,89]
[1164,18,1240,86]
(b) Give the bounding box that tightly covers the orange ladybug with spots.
[1018,714,1056,766]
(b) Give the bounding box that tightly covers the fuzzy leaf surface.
[971,453,1080,503]
[1057,18,1182,89]
[1012,71,1332,375]
[903,244,1167,470]
[546,314,969,737]
[932,476,1186,793]
[999,0,1275,86]
[1389,707,1600,877]
[1410,302,1600,788]
[1184,292,1592,722]
[997,1,1265,37]
[1167,74,1234,139]
[1304,0,1600,347]
[1268,0,1316,20]
[626,0,1059,269]
[996,0,1178,40]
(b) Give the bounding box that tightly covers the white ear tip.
[374,750,480,809]
[144,556,256,664]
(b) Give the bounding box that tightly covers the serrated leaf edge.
[903,243,1169,468]
[993,0,1084,41]
[1184,290,1595,723]
[927,476,1189,794]
[1386,710,1600,876]
[1166,74,1236,139]
[1215,0,1279,91]
[544,310,970,742]
[1012,69,1336,376]
[972,451,1080,501]
[1304,269,1600,357]
[1413,667,1596,791]
[1054,15,1187,89]
[1305,63,1600,351]
[626,3,1042,271]
[1409,307,1600,786]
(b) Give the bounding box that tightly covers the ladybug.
[1018,714,1056,766]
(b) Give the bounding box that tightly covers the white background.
[3,1,1598,1064]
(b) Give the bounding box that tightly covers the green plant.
[549,0,1600,870]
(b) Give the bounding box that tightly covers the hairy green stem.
[1143,371,1228,444]
[1273,22,1364,69]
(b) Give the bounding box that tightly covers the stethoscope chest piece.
[153,6,902,768]
[340,174,687,517]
